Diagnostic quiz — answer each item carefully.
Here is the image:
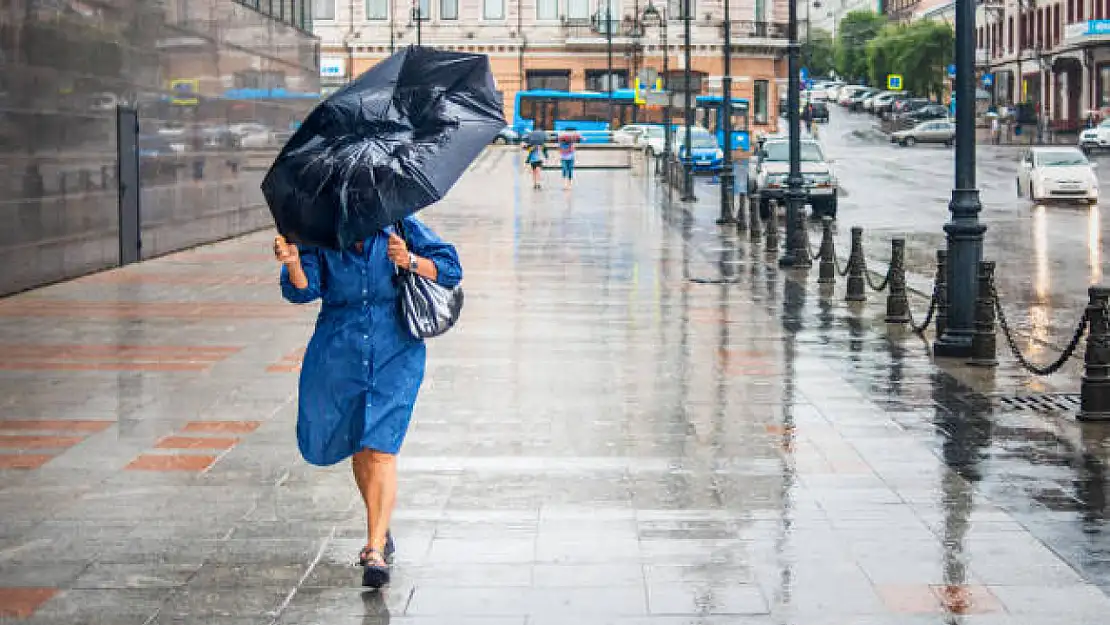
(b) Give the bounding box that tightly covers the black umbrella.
[525,130,547,146]
[262,46,505,249]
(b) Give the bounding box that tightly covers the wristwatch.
[408,253,419,272]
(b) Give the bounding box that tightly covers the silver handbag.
[394,221,463,339]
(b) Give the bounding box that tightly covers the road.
[803,107,1104,360]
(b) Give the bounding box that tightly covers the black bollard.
[1080,286,1110,421]
[884,238,910,323]
[749,191,763,241]
[817,217,836,285]
[764,201,779,252]
[845,226,866,302]
[968,261,998,367]
[935,250,949,340]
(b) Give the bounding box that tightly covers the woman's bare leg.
[366,450,398,555]
[352,450,375,543]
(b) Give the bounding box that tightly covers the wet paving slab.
[0,148,1109,623]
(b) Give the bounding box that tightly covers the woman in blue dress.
[273,217,461,589]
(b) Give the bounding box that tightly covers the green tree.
[865,20,954,98]
[835,10,886,83]
[802,28,837,78]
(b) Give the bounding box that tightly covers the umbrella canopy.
[525,130,547,146]
[262,46,505,249]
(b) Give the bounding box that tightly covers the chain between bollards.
[994,280,1089,376]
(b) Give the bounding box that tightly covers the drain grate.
[997,393,1080,413]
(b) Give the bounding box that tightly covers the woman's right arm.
[276,237,324,304]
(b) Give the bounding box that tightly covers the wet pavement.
[1,148,1110,623]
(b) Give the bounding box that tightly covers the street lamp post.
[717,0,735,223]
[934,0,986,358]
[607,3,614,122]
[779,0,810,267]
[681,0,696,201]
[642,3,670,179]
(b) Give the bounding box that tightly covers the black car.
[906,104,949,122]
[810,101,830,123]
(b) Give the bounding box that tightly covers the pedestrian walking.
[802,103,815,136]
[273,220,462,589]
[558,128,581,189]
[524,139,547,189]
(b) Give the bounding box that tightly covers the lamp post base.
[934,187,986,359]
[933,332,975,358]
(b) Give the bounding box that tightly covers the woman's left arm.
[400,218,463,288]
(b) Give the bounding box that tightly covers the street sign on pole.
[947,63,957,79]
[886,74,903,90]
[982,73,995,87]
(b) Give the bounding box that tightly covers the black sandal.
[358,531,394,565]
[361,548,390,589]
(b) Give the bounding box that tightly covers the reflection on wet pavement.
[0,148,1108,623]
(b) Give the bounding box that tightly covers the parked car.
[1016,146,1099,204]
[492,126,520,144]
[873,92,909,115]
[852,89,880,111]
[904,104,950,123]
[1079,120,1110,152]
[824,82,846,101]
[890,120,956,147]
[670,127,724,173]
[892,97,930,115]
[749,137,838,219]
[838,86,870,106]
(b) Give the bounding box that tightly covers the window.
[537,0,558,19]
[313,0,334,19]
[526,70,570,91]
[518,96,538,120]
[484,0,504,19]
[567,0,589,18]
[753,79,768,124]
[669,0,694,19]
[366,0,388,19]
[414,0,430,19]
[1100,64,1110,107]
[585,70,628,91]
[441,0,458,19]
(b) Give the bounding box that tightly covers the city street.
[678,106,1108,362]
[2,149,1110,623]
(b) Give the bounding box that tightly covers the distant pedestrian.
[802,103,815,135]
[273,220,462,590]
[558,128,581,189]
[523,140,547,189]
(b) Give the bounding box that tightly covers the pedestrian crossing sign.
[887,74,903,91]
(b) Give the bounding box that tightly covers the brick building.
[977,0,1110,131]
[312,0,790,135]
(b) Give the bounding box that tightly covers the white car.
[1079,120,1110,151]
[612,124,651,146]
[1016,147,1099,204]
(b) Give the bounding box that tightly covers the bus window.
[731,111,749,131]
[583,99,608,122]
[519,96,537,122]
[559,99,586,121]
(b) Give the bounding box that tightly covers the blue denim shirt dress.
[280,216,462,466]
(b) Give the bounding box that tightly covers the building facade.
[809,0,881,35]
[0,1,320,295]
[312,0,790,134]
[976,0,1110,131]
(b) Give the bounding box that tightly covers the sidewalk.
[1,150,1109,624]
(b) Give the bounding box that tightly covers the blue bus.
[513,89,669,144]
[695,95,751,152]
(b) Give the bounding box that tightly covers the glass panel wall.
[0,1,321,295]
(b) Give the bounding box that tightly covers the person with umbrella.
[523,129,548,189]
[262,46,502,589]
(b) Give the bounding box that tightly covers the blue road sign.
[947,64,956,78]
[800,67,809,84]
[982,73,995,87]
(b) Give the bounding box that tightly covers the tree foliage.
[865,20,954,97]
[802,28,836,78]
[834,11,886,83]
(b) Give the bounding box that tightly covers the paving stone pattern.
[0,149,1108,623]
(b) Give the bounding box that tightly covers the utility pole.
[607,2,614,123]
[934,0,985,357]
[717,0,734,223]
[681,0,696,201]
